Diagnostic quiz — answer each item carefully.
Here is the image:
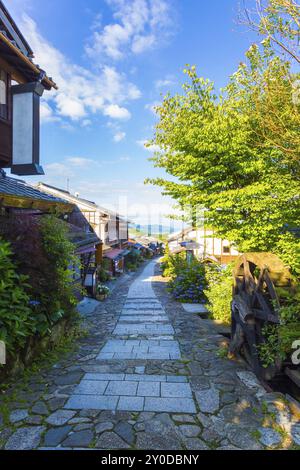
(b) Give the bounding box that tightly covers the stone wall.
[0,317,74,380]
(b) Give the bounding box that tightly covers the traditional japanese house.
[168,227,240,265]
[36,183,130,277]
[0,172,101,296]
[0,0,57,176]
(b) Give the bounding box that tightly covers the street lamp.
[11,81,45,176]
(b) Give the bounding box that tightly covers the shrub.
[204,264,233,324]
[258,286,300,367]
[0,238,35,353]
[160,246,187,279]
[38,215,78,326]
[0,214,79,338]
[168,259,207,303]
[98,266,110,282]
[125,250,143,270]
[126,262,137,271]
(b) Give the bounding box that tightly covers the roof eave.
[0,32,57,90]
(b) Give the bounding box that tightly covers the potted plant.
[96,284,110,301]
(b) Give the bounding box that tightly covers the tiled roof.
[0,174,71,205]
[38,183,98,207]
[66,223,101,248]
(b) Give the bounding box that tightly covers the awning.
[104,248,125,260]
[76,245,96,255]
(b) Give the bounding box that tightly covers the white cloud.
[86,0,175,61]
[145,100,160,115]
[19,15,141,123]
[136,139,160,152]
[132,34,155,54]
[81,119,92,128]
[119,156,131,161]
[104,104,131,120]
[44,162,74,177]
[155,76,176,88]
[40,101,60,123]
[45,157,98,178]
[113,131,126,142]
[66,157,96,167]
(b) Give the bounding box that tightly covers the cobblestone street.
[1,259,299,450]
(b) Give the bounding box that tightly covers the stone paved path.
[0,259,299,450]
[65,262,195,413]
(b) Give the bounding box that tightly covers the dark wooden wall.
[0,119,12,167]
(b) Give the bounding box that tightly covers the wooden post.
[95,242,103,266]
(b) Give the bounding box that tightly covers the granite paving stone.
[96,431,130,449]
[137,381,160,397]
[161,382,193,398]
[5,426,45,450]
[144,397,196,413]
[105,380,138,396]
[117,396,144,411]
[43,426,72,447]
[74,380,108,395]
[46,410,76,426]
[258,428,282,447]
[65,395,119,410]
[62,430,94,448]
[9,409,29,423]
[84,373,125,381]
[195,387,220,414]
[95,422,114,434]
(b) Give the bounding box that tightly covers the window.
[0,70,8,120]
[223,245,230,254]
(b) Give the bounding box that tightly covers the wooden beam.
[0,192,73,213]
[0,33,57,89]
[0,56,26,84]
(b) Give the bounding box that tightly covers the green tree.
[242,0,300,64]
[146,47,300,265]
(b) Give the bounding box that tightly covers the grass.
[251,429,262,441]
[216,346,229,359]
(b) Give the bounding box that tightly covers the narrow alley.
[1,259,298,450]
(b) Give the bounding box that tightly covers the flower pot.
[96,294,107,301]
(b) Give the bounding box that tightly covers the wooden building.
[36,183,130,277]
[168,227,240,265]
[0,0,56,175]
[0,172,101,295]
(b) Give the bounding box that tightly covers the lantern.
[84,267,97,297]
[11,82,45,176]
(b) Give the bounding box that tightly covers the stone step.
[113,324,175,336]
[96,339,181,360]
[118,316,169,323]
[65,373,196,413]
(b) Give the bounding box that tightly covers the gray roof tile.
[0,175,71,205]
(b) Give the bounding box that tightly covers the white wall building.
[168,227,239,264]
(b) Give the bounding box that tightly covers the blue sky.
[6,0,257,225]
